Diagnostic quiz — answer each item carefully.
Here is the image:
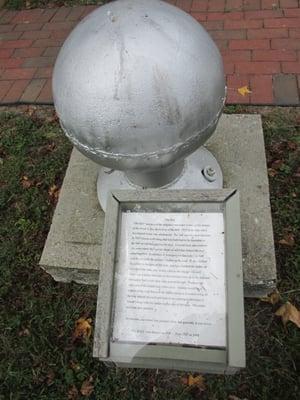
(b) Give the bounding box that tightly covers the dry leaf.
[275,302,300,328]
[48,184,60,202]
[18,328,30,337]
[268,168,277,177]
[80,376,94,397]
[70,360,81,371]
[72,317,92,343]
[181,374,205,389]
[68,385,79,400]
[46,143,56,152]
[261,289,281,305]
[21,176,34,189]
[27,105,37,116]
[238,86,251,96]
[278,233,295,247]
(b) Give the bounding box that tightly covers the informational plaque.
[112,212,226,348]
[93,190,245,373]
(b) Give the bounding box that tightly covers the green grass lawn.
[0,107,299,399]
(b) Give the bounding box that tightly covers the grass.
[0,107,299,399]
[4,0,111,11]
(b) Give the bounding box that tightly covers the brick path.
[0,1,299,105]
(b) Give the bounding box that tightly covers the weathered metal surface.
[53,0,225,173]
[97,146,223,209]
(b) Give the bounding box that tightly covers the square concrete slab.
[40,114,276,297]
[273,74,300,106]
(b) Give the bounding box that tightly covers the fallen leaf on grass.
[18,328,30,337]
[46,143,56,152]
[72,317,92,343]
[27,105,37,116]
[268,168,277,177]
[275,302,300,328]
[70,360,81,371]
[67,385,79,400]
[21,176,34,189]
[48,184,60,202]
[238,86,251,96]
[278,233,295,247]
[181,374,205,389]
[261,289,281,305]
[80,376,94,397]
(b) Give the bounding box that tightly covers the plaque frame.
[93,189,245,374]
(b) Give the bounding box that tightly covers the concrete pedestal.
[39,114,277,297]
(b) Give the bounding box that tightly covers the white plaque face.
[112,212,226,348]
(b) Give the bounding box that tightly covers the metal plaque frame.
[93,189,245,374]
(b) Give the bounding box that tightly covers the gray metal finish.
[53,0,225,174]
[93,189,245,373]
[97,146,223,210]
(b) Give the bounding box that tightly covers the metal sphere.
[53,0,226,171]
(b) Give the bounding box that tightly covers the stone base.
[39,114,277,297]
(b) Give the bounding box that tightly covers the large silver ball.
[53,0,225,171]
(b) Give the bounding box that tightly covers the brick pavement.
[0,1,299,105]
